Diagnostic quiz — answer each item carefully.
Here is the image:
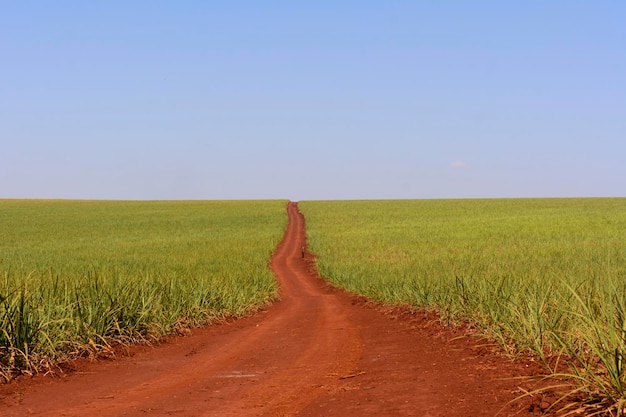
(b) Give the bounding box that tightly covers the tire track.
[0,202,545,417]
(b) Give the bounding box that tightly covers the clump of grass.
[544,277,626,416]
[0,200,287,380]
[300,198,626,414]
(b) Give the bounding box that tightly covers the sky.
[2,2,625,201]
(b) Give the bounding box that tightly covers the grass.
[300,198,626,415]
[0,199,287,381]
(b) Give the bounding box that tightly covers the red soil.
[0,202,552,416]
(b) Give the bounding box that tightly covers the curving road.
[0,202,544,416]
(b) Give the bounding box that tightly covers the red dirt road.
[0,202,548,416]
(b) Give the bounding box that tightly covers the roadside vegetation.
[0,199,287,381]
[300,198,626,415]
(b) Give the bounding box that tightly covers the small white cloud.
[450,160,470,169]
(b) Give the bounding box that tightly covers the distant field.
[300,198,626,408]
[0,200,287,379]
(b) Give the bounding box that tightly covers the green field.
[0,199,287,380]
[300,198,626,412]
[5,197,626,412]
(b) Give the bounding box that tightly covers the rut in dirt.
[0,202,545,417]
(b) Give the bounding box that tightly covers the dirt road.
[0,202,547,416]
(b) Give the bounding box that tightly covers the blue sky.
[2,2,625,200]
